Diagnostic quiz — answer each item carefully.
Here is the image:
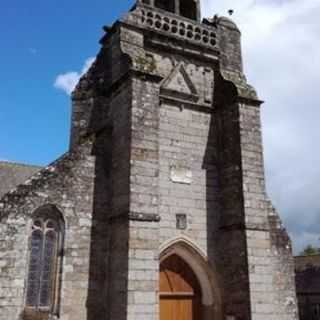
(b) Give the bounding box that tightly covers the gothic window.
[25,207,64,315]
[180,0,197,20]
[155,0,175,13]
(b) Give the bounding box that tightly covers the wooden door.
[160,254,202,320]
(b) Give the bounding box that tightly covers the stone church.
[0,0,299,319]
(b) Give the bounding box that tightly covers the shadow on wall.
[203,72,251,319]
[202,70,222,318]
[86,126,130,320]
[80,44,131,320]
[86,131,110,320]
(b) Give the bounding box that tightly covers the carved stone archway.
[159,237,223,320]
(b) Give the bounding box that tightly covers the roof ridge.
[0,160,43,168]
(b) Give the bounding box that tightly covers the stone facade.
[295,255,320,320]
[0,0,299,319]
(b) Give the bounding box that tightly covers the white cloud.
[54,57,95,95]
[202,0,320,253]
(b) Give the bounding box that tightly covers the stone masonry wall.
[214,102,252,319]
[119,4,299,318]
[0,141,96,320]
[104,79,132,320]
[126,75,161,320]
[239,103,298,320]
[158,103,219,252]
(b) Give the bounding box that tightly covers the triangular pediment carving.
[161,63,199,102]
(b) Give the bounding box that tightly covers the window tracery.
[25,207,64,316]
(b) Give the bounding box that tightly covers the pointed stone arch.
[159,237,223,320]
[32,204,66,227]
[23,204,65,320]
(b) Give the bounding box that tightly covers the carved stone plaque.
[170,167,192,184]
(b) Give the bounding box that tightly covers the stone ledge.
[108,212,161,222]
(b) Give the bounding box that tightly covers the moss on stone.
[134,56,157,74]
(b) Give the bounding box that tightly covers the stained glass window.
[39,230,57,307]
[26,214,62,311]
[26,229,43,306]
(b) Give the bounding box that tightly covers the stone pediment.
[160,63,199,102]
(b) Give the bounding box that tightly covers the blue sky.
[0,0,134,165]
[1,0,320,253]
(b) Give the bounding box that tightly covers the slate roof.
[295,255,320,294]
[0,161,42,198]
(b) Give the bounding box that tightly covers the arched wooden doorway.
[160,254,202,320]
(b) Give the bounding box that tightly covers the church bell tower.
[0,1,300,320]
[70,0,299,319]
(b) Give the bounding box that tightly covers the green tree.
[300,244,320,256]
